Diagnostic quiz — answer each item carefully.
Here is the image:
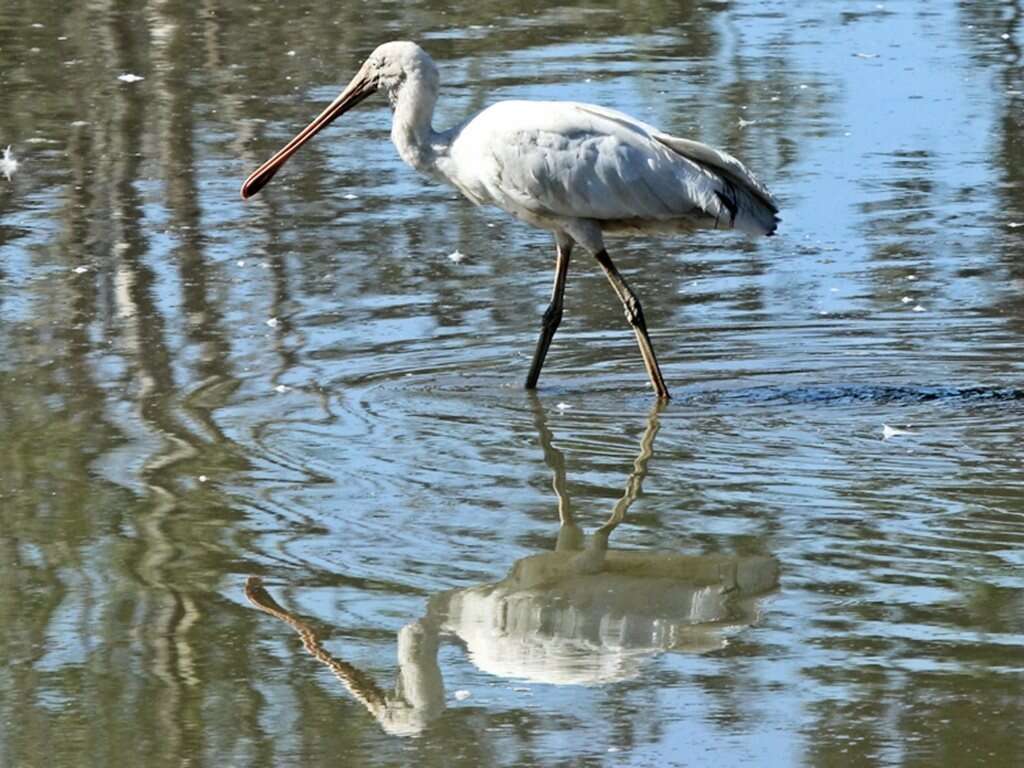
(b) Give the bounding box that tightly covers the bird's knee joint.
[623,296,645,329]
[542,303,563,329]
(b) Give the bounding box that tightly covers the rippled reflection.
[3,0,1024,764]
[246,401,778,736]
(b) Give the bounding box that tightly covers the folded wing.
[449,101,778,236]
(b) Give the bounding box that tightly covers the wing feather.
[447,101,778,236]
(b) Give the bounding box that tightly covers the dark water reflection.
[2,0,1023,766]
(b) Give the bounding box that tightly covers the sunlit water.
[2,1,1023,766]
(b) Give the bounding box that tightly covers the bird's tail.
[655,134,780,236]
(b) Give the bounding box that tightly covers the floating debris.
[342,192,358,200]
[274,384,290,393]
[901,296,912,304]
[266,317,279,328]
[447,249,466,263]
[236,259,246,267]
[1008,222,1024,228]
[853,52,879,59]
[1,146,18,180]
[555,402,572,411]
[912,304,926,312]
[72,265,89,274]
[453,690,472,701]
[882,424,913,440]
[198,474,209,483]
[737,117,757,129]
[117,73,144,83]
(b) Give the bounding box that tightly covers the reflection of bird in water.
[245,399,778,736]
[241,41,779,398]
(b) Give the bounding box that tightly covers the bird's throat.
[389,76,438,172]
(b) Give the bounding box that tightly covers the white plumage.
[442,100,778,243]
[242,41,780,398]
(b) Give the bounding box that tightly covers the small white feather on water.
[1,146,18,180]
[117,73,144,83]
[882,424,913,440]
[447,249,466,263]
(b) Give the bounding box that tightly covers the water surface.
[2,0,1023,765]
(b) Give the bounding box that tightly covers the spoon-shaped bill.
[240,72,377,199]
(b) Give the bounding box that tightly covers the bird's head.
[240,41,437,199]
[363,41,439,108]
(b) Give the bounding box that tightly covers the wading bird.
[241,41,779,398]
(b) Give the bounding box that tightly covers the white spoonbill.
[241,41,779,399]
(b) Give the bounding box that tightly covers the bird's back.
[441,100,778,237]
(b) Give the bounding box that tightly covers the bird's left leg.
[593,249,671,399]
[525,236,573,389]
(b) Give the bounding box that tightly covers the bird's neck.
[389,74,439,172]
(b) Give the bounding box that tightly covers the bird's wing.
[449,101,777,236]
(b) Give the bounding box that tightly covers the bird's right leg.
[594,249,671,399]
[525,237,573,389]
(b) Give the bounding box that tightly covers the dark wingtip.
[714,189,739,223]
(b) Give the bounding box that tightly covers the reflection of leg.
[593,249,670,399]
[526,238,573,389]
[528,392,584,550]
[596,401,664,535]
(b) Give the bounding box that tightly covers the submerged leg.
[525,237,573,389]
[593,249,671,399]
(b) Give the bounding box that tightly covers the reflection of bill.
[245,400,779,736]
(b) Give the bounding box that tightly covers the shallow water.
[2,0,1023,765]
